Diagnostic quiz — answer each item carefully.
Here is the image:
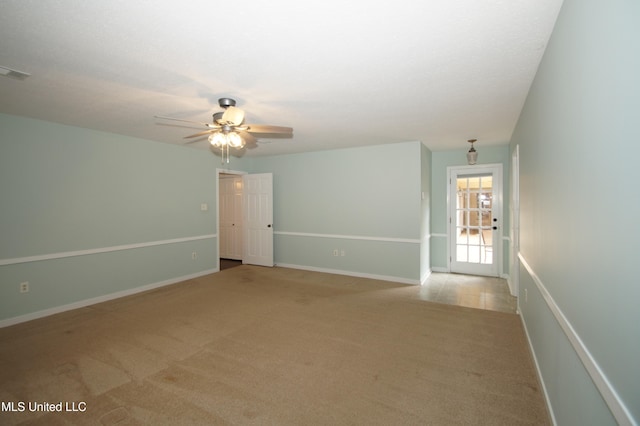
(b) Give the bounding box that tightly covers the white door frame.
[447,163,503,277]
[216,168,246,271]
[509,145,520,298]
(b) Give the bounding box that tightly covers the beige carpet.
[0,266,550,425]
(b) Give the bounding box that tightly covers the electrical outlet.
[192,251,198,260]
[332,249,338,256]
[340,249,345,256]
[20,282,29,293]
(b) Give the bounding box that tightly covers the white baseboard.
[519,311,558,426]
[431,266,449,273]
[420,268,432,286]
[505,273,517,296]
[275,263,420,285]
[0,268,219,328]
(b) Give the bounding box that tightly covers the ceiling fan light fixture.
[208,130,245,148]
[467,139,478,165]
[208,132,226,147]
[208,130,246,164]
[228,132,244,148]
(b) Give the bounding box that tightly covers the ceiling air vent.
[0,66,30,80]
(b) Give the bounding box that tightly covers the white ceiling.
[0,0,563,157]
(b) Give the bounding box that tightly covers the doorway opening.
[220,259,242,270]
[217,169,246,272]
[216,170,274,271]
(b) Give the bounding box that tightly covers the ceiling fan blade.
[221,106,245,126]
[154,115,214,127]
[238,131,257,145]
[184,129,216,139]
[246,124,293,134]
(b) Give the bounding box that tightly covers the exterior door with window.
[448,164,502,277]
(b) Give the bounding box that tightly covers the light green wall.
[511,0,639,423]
[250,142,422,239]
[0,114,429,322]
[247,142,425,281]
[0,114,219,321]
[430,146,510,274]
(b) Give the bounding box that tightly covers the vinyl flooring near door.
[420,273,516,313]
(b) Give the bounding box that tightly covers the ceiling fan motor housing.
[218,98,236,109]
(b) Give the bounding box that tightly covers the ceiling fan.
[155,98,293,163]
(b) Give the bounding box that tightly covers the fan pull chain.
[223,143,230,164]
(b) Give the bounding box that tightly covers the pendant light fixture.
[467,139,478,165]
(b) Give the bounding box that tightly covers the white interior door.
[448,164,502,277]
[242,173,274,267]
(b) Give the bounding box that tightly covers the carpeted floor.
[0,266,550,425]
